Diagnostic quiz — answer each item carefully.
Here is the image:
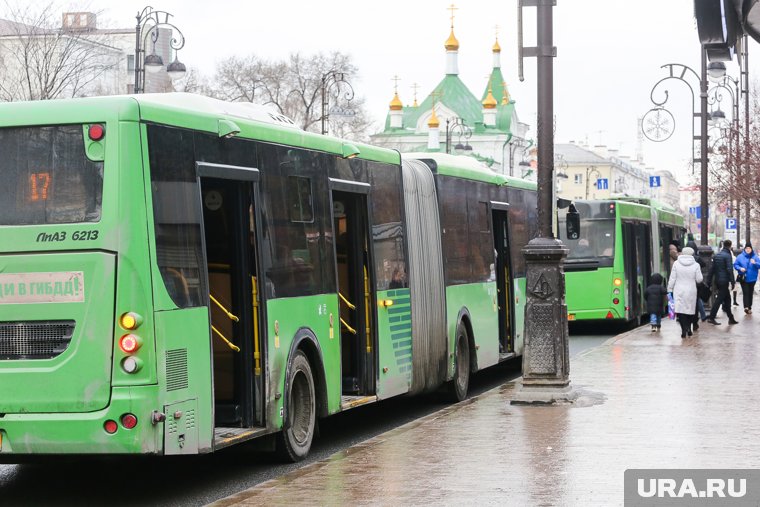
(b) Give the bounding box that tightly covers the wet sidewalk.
[212,309,760,507]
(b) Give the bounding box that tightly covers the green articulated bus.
[0,94,537,461]
[559,199,685,323]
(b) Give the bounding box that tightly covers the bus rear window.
[0,125,103,225]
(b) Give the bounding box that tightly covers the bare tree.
[0,2,120,101]
[207,51,375,141]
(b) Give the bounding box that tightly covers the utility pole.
[513,0,576,405]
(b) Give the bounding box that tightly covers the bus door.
[198,162,264,430]
[491,203,514,356]
[637,222,653,309]
[621,221,641,320]
[331,182,376,399]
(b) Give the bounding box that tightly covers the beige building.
[555,142,681,211]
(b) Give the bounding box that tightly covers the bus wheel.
[276,350,316,462]
[447,322,471,402]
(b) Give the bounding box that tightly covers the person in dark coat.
[686,240,707,328]
[645,273,668,332]
[706,239,738,325]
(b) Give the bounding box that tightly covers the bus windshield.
[0,125,103,225]
[561,218,615,260]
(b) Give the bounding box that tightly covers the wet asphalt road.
[0,325,614,506]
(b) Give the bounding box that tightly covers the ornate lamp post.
[642,48,713,267]
[320,70,355,135]
[512,0,575,404]
[707,75,742,236]
[134,7,186,94]
[585,165,601,199]
[444,117,472,154]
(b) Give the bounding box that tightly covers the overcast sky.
[72,0,758,184]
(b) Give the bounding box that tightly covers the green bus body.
[560,199,685,323]
[0,94,536,459]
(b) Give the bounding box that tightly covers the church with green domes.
[370,12,531,176]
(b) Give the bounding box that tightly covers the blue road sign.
[689,206,708,219]
[649,176,661,188]
[597,178,608,190]
[726,218,737,230]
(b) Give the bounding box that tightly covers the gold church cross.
[391,75,401,93]
[411,82,420,107]
[447,4,458,27]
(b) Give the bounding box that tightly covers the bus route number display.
[29,172,51,201]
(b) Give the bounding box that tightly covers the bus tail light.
[121,413,138,429]
[613,288,621,295]
[121,356,143,374]
[120,312,143,330]
[605,311,614,319]
[612,298,620,305]
[119,334,142,354]
[103,420,118,434]
[613,278,622,287]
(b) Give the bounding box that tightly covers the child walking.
[646,273,668,332]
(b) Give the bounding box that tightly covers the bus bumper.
[568,308,625,321]
[0,385,162,458]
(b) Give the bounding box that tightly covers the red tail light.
[606,311,614,319]
[103,420,118,434]
[121,413,138,429]
[119,334,142,354]
[612,298,620,305]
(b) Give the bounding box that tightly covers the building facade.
[0,11,178,101]
[555,142,681,211]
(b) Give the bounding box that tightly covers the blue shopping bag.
[667,293,676,320]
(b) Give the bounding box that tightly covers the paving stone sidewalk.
[212,311,760,507]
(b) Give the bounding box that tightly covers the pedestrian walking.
[733,242,760,314]
[645,273,667,332]
[732,246,741,306]
[706,239,738,325]
[686,240,707,328]
[667,246,704,338]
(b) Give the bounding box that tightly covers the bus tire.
[447,321,471,402]
[276,350,316,462]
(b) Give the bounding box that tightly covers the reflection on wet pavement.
[213,316,760,506]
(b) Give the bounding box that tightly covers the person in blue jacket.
[734,241,760,314]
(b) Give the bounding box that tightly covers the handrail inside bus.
[340,317,357,335]
[338,292,356,310]
[210,294,240,322]
[211,325,241,352]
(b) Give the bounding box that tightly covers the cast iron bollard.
[511,237,577,404]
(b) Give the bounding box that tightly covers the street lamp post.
[585,165,600,199]
[512,0,575,405]
[320,70,355,136]
[707,74,742,238]
[642,47,713,268]
[445,117,472,154]
[134,7,186,94]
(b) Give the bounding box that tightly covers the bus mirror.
[565,203,580,240]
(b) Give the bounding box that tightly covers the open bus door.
[331,181,377,405]
[491,203,515,357]
[197,163,265,440]
[621,221,640,321]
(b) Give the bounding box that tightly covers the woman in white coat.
[667,246,704,338]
